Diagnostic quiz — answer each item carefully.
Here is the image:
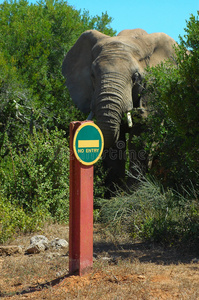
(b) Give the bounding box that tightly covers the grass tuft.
[98,175,199,249]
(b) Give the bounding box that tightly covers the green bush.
[143,62,197,189]
[143,12,199,191]
[99,177,199,248]
[0,128,70,223]
[0,0,116,242]
[0,195,46,243]
[0,0,116,138]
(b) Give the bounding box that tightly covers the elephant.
[62,29,177,194]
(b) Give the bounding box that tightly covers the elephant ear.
[62,30,107,114]
[146,32,177,66]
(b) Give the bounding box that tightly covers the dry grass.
[0,223,199,299]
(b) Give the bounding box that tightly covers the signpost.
[69,121,104,275]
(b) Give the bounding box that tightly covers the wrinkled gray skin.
[62,29,176,193]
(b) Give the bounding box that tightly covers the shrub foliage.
[0,1,198,246]
[99,12,199,248]
[144,12,199,191]
[99,177,199,248]
[0,0,114,242]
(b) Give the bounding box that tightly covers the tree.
[0,50,33,151]
[145,11,199,191]
[0,0,116,138]
[0,0,116,240]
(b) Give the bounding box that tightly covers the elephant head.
[62,29,176,149]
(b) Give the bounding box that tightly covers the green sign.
[73,122,104,166]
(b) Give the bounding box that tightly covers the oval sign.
[73,122,104,166]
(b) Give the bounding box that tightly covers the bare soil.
[0,223,199,299]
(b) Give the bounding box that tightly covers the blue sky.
[69,0,199,42]
[0,0,198,42]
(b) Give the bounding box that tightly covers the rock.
[26,240,46,254]
[46,252,61,260]
[26,235,49,254]
[50,238,68,250]
[100,256,112,262]
[192,258,199,263]
[30,235,49,249]
[26,235,68,254]
[56,269,68,277]
[0,245,23,256]
[99,256,119,265]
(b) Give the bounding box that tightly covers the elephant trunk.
[96,101,122,148]
[94,73,130,148]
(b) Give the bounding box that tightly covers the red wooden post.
[69,121,94,275]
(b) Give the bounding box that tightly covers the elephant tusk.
[127,112,133,128]
[87,111,94,120]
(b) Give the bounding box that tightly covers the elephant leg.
[103,126,126,198]
[128,122,148,187]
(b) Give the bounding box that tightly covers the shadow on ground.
[93,240,198,265]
